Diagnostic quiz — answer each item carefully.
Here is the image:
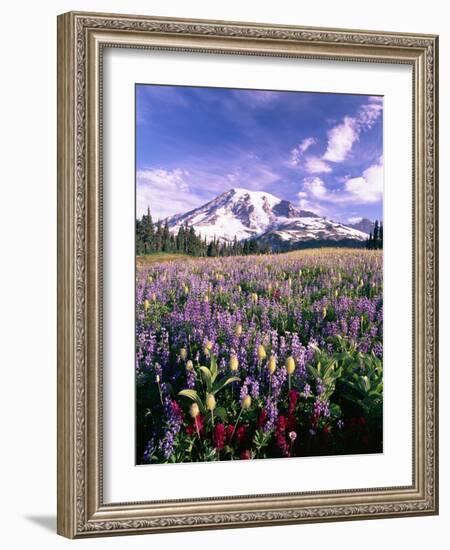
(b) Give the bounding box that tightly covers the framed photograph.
[57,11,439,538]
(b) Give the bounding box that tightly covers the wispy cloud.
[323,99,383,163]
[304,156,332,174]
[289,97,382,173]
[343,160,383,204]
[137,157,282,220]
[290,137,316,165]
[323,116,359,162]
[136,168,202,219]
[233,89,283,107]
[297,157,383,220]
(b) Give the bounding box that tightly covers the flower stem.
[157,380,163,406]
[195,417,203,455]
[231,407,244,442]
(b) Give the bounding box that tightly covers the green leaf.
[215,407,227,420]
[178,389,206,413]
[178,389,199,401]
[307,364,319,379]
[212,376,240,395]
[209,354,218,382]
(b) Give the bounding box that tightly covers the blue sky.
[136,84,383,223]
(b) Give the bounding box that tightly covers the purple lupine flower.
[264,396,278,433]
[186,368,196,389]
[316,378,325,395]
[143,436,156,463]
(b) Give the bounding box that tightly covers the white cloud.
[304,156,332,174]
[234,90,282,107]
[347,216,363,224]
[302,177,328,198]
[296,158,383,218]
[289,137,316,166]
[358,102,383,130]
[343,161,383,204]
[136,168,202,219]
[323,116,359,162]
[323,98,383,163]
[290,138,332,173]
[298,137,316,153]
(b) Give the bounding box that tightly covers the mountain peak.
[165,188,367,246]
[347,217,376,235]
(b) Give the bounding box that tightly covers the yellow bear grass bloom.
[235,323,243,337]
[204,340,213,356]
[190,403,200,418]
[268,355,277,375]
[257,344,267,361]
[186,360,194,371]
[251,292,258,304]
[179,348,188,361]
[229,354,239,372]
[242,395,252,409]
[206,393,216,411]
[144,299,150,311]
[286,356,296,375]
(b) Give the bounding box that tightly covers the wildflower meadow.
[136,248,383,464]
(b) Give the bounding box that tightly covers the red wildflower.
[275,415,289,456]
[236,425,247,445]
[358,416,366,426]
[240,449,251,460]
[276,415,287,432]
[213,423,226,450]
[226,424,235,442]
[171,400,183,418]
[322,425,331,434]
[275,431,289,456]
[257,409,268,428]
[288,390,299,415]
[186,414,204,437]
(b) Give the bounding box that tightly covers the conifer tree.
[373,221,379,248]
[162,220,171,252]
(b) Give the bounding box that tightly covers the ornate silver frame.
[57,11,439,538]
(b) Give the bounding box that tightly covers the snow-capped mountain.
[166,188,368,248]
[346,218,375,236]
